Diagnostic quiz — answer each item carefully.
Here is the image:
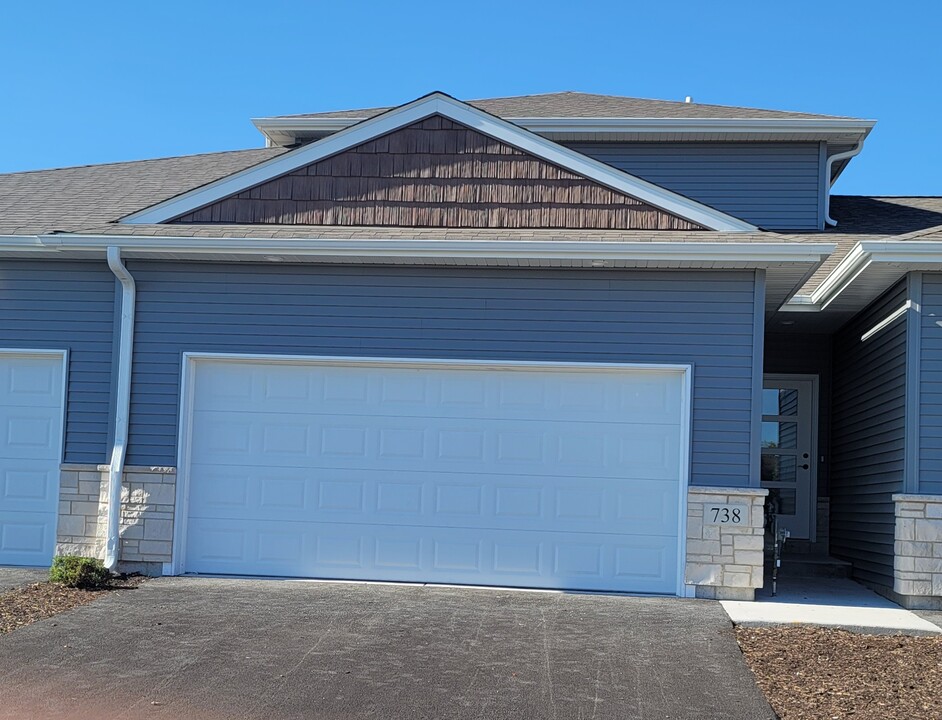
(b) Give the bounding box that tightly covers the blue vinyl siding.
[830,280,908,587]
[126,263,762,486]
[564,142,822,230]
[919,274,942,494]
[0,260,115,463]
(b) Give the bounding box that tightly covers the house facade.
[1,91,940,607]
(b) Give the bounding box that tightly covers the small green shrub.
[49,556,111,589]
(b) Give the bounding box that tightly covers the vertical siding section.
[564,142,822,230]
[830,280,908,587]
[127,263,760,487]
[0,260,115,463]
[919,274,942,494]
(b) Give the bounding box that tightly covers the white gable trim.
[122,93,758,232]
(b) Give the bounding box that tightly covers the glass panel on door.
[761,377,816,540]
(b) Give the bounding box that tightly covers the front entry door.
[761,376,817,540]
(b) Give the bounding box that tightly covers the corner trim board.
[905,272,922,494]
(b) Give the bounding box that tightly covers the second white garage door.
[181,357,689,594]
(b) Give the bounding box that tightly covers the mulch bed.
[0,575,146,635]
[737,626,942,719]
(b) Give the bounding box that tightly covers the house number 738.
[705,504,749,525]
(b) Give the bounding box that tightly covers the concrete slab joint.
[893,493,942,609]
[56,465,177,575]
[686,487,768,601]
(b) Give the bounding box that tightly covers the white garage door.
[182,358,688,594]
[0,352,65,567]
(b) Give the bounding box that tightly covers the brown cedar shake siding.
[172,116,705,230]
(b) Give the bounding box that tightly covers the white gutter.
[0,233,835,266]
[103,247,136,571]
[252,115,876,145]
[824,139,865,227]
[784,239,942,311]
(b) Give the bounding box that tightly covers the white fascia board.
[129,93,757,232]
[253,115,876,138]
[785,240,942,311]
[0,234,832,266]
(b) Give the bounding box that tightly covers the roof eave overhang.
[784,240,942,313]
[252,115,877,147]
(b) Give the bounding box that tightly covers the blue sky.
[0,1,938,196]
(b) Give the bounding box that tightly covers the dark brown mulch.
[737,625,942,720]
[0,575,146,635]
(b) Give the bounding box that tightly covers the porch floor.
[721,577,942,635]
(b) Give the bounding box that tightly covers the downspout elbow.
[104,247,136,571]
[824,140,865,227]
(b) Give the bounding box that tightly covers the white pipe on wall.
[104,246,136,570]
[824,140,865,227]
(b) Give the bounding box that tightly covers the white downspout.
[824,139,865,227]
[104,247,136,571]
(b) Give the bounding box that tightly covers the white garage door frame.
[170,353,693,596]
[0,348,68,567]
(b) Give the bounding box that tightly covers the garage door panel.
[187,465,679,535]
[185,517,678,593]
[193,363,684,425]
[1,466,59,513]
[185,360,685,594]
[0,357,62,408]
[189,413,681,480]
[0,354,64,567]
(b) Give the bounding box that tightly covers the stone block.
[69,501,98,518]
[144,483,176,506]
[915,519,942,543]
[750,567,764,588]
[934,575,942,596]
[925,504,942,519]
[686,539,721,556]
[695,586,754,601]
[57,515,85,536]
[734,550,764,567]
[896,555,916,572]
[685,563,721,585]
[702,525,720,541]
[59,472,78,490]
[915,557,942,574]
[144,518,174,542]
[119,522,145,539]
[138,540,172,558]
[733,534,764,550]
[897,518,915,541]
[724,572,752,588]
[897,540,933,558]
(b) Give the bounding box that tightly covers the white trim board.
[122,92,758,232]
[170,352,693,597]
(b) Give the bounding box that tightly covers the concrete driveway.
[0,577,773,720]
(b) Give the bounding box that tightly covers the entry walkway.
[722,577,942,634]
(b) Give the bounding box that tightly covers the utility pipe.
[824,140,865,227]
[104,247,136,570]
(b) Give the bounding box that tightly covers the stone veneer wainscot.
[893,494,942,609]
[685,487,768,600]
[57,465,176,575]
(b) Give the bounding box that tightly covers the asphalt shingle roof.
[0,146,939,298]
[276,91,853,121]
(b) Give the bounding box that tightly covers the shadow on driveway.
[0,577,773,719]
